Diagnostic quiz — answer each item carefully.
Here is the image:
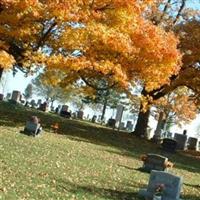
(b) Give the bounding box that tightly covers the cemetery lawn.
[0,102,200,200]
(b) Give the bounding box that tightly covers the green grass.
[0,101,200,200]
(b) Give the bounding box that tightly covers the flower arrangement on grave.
[164,161,174,169]
[154,183,165,197]
[51,123,59,133]
[140,154,148,162]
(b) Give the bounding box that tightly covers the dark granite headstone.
[126,121,133,131]
[142,154,168,172]
[162,138,177,153]
[60,110,71,118]
[174,133,187,150]
[0,94,3,101]
[107,118,116,128]
[61,105,68,112]
[77,110,84,119]
[39,102,48,112]
[91,115,97,123]
[187,137,199,151]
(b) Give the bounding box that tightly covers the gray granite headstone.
[126,121,133,131]
[37,99,42,107]
[119,122,125,130]
[143,154,168,172]
[24,121,41,136]
[139,170,182,200]
[61,105,69,112]
[91,115,97,123]
[30,99,37,108]
[6,93,11,100]
[174,133,187,150]
[77,110,84,119]
[187,137,199,151]
[0,94,4,101]
[11,90,21,103]
[166,132,173,139]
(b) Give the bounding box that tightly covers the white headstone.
[115,105,124,127]
[11,90,21,103]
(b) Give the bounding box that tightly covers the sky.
[0,1,199,138]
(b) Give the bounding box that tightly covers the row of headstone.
[162,133,199,153]
[55,104,84,120]
[174,132,199,151]
[106,118,134,131]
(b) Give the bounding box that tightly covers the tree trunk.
[133,88,151,137]
[133,104,150,137]
[101,98,107,121]
[0,67,3,81]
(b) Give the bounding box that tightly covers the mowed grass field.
[0,102,200,200]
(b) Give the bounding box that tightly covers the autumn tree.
[133,1,200,137]
[0,0,184,136]
[32,70,77,107]
[0,1,180,86]
[82,81,129,121]
[153,87,198,139]
[23,83,33,101]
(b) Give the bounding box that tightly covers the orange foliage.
[0,0,181,92]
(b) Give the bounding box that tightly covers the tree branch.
[173,0,187,25]
[159,0,172,23]
[35,21,57,50]
[80,76,116,91]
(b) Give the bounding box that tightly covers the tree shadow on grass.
[182,194,200,200]
[54,178,143,200]
[0,101,200,174]
[184,183,200,190]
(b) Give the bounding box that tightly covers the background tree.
[0,72,9,94]
[23,83,33,102]
[32,71,77,107]
[196,124,200,139]
[82,84,130,121]
[153,87,198,139]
